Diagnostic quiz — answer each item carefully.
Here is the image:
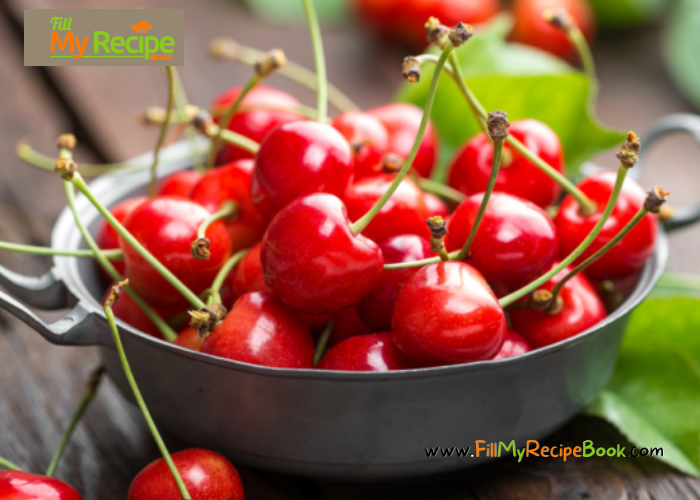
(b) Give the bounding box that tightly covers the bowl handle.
[0,264,71,310]
[636,113,700,232]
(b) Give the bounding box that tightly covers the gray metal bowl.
[1,115,700,480]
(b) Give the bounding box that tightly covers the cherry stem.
[301,0,328,121]
[207,75,261,170]
[351,42,456,236]
[210,38,358,113]
[171,67,204,172]
[201,123,260,154]
[104,291,192,500]
[456,136,504,261]
[420,52,597,215]
[414,177,466,203]
[149,66,175,198]
[569,27,596,86]
[0,457,23,471]
[209,249,249,299]
[0,241,122,260]
[313,319,335,366]
[63,181,178,342]
[499,164,629,308]
[45,366,105,477]
[69,173,206,311]
[197,201,237,241]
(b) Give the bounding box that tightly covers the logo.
[24,9,184,66]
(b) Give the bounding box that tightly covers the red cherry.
[201,292,314,368]
[511,0,595,61]
[392,261,506,366]
[211,85,303,163]
[127,448,243,500]
[103,284,165,339]
[97,196,146,275]
[509,263,607,348]
[324,305,374,348]
[367,103,439,178]
[331,111,389,180]
[448,120,565,209]
[446,192,558,290]
[158,170,202,198]
[345,174,430,244]
[494,329,531,359]
[0,470,82,500]
[174,325,204,351]
[190,159,268,254]
[252,121,354,219]
[554,171,657,280]
[356,234,432,332]
[423,192,450,218]
[317,333,411,371]
[261,193,383,315]
[121,197,232,310]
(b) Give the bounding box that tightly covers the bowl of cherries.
[3,9,700,485]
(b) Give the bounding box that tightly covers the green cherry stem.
[69,173,206,310]
[351,42,456,236]
[414,177,466,204]
[569,27,596,87]
[63,181,177,341]
[199,201,237,241]
[301,0,328,121]
[499,164,629,308]
[104,286,192,500]
[45,367,105,477]
[209,38,358,113]
[211,249,249,297]
[171,67,204,172]
[201,123,260,154]
[149,66,175,198]
[0,241,122,260]
[0,457,23,471]
[313,319,335,366]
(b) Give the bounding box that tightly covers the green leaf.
[664,0,700,110]
[587,279,700,476]
[588,0,670,29]
[395,17,626,177]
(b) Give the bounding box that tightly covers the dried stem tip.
[255,49,287,78]
[528,289,563,314]
[644,185,670,214]
[191,237,211,261]
[192,110,214,134]
[617,131,641,168]
[141,104,198,125]
[448,22,474,47]
[402,56,421,83]
[487,110,510,142]
[208,37,241,60]
[425,17,450,48]
[56,134,77,151]
[105,279,129,308]
[189,303,228,338]
[426,215,448,253]
[542,8,574,33]
[55,157,77,180]
[381,153,404,174]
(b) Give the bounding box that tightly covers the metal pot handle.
[635,113,700,232]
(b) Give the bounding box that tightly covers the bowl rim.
[51,141,669,382]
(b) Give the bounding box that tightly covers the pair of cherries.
[0,449,244,500]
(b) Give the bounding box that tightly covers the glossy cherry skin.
[127,448,243,500]
[97,196,147,275]
[190,159,268,254]
[511,0,595,62]
[446,192,558,290]
[158,170,202,198]
[510,263,607,348]
[332,111,389,180]
[554,171,657,281]
[317,332,411,371]
[261,193,383,315]
[494,329,532,359]
[423,192,450,218]
[211,84,303,163]
[202,292,314,368]
[392,261,506,366]
[356,234,432,332]
[121,197,233,310]
[252,121,354,219]
[174,325,204,351]
[367,103,439,178]
[345,174,430,244]
[448,120,565,209]
[325,305,375,348]
[0,471,82,500]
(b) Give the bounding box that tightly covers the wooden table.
[1,0,700,498]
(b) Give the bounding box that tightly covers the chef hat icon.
[131,21,152,33]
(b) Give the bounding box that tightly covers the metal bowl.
[2,115,700,480]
